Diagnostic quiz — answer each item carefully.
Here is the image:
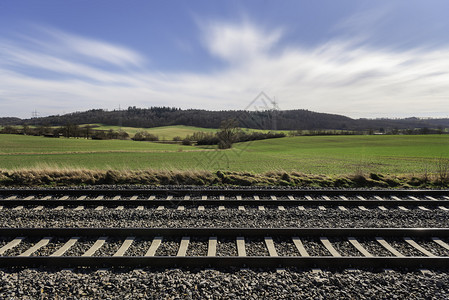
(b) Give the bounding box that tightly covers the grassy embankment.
[0,133,448,187]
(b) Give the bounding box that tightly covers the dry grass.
[1,166,448,188]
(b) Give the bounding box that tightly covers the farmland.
[0,133,448,175]
[88,124,218,140]
[87,124,289,139]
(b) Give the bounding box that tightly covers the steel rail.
[1,228,449,268]
[1,199,449,207]
[0,256,447,269]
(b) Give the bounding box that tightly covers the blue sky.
[1,0,449,119]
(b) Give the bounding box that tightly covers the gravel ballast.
[0,267,448,299]
[1,206,449,228]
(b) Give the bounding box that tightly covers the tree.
[217,119,239,149]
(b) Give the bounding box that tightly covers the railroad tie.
[113,237,136,257]
[403,237,436,257]
[77,196,87,201]
[136,206,144,211]
[177,237,190,256]
[271,195,277,201]
[198,206,205,211]
[254,195,260,200]
[409,196,420,201]
[391,196,402,201]
[347,237,373,257]
[418,206,430,211]
[33,206,44,211]
[130,196,138,201]
[166,195,173,201]
[112,196,121,200]
[236,195,242,201]
[59,196,69,201]
[6,196,17,200]
[177,206,185,211]
[94,206,104,211]
[82,237,108,257]
[148,195,156,200]
[378,206,388,211]
[236,237,246,257]
[374,196,384,201]
[219,195,225,201]
[116,206,124,210]
[357,196,366,201]
[376,237,404,257]
[323,196,331,201]
[318,206,326,211]
[339,196,348,201]
[264,237,278,257]
[0,206,3,211]
[12,206,23,211]
[156,206,164,210]
[438,206,449,211]
[207,237,217,256]
[145,237,163,256]
[19,237,52,257]
[184,195,190,200]
[398,206,408,211]
[358,206,369,211]
[0,237,25,255]
[338,206,347,211]
[432,237,449,251]
[278,206,285,211]
[74,206,84,211]
[404,237,436,275]
[50,237,80,256]
[201,196,207,200]
[23,196,34,200]
[320,237,341,257]
[238,206,245,211]
[305,195,313,201]
[288,195,295,200]
[292,237,309,257]
[444,196,449,200]
[426,196,438,201]
[218,206,225,210]
[94,196,104,200]
[298,206,306,211]
[54,206,64,211]
[258,206,265,211]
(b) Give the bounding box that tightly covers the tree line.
[3,106,448,131]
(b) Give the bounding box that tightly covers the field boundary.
[1,168,448,188]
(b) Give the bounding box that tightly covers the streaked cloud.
[1,20,449,119]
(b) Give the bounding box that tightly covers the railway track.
[1,228,449,269]
[0,188,449,208]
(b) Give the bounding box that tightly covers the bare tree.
[217,119,239,149]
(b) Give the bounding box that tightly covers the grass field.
[1,134,448,175]
[88,124,218,140]
[87,124,290,139]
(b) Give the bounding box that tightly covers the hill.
[1,107,448,131]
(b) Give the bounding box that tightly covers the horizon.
[2,106,448,122]
[1,1,449,119]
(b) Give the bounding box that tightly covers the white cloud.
[1,21,449,119]
[201,20,283,64]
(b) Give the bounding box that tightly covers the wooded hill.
[1,107,448,131]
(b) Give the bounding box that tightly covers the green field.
[88,124,218,140]
[1,133,448,175]
[87,124,289,139]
